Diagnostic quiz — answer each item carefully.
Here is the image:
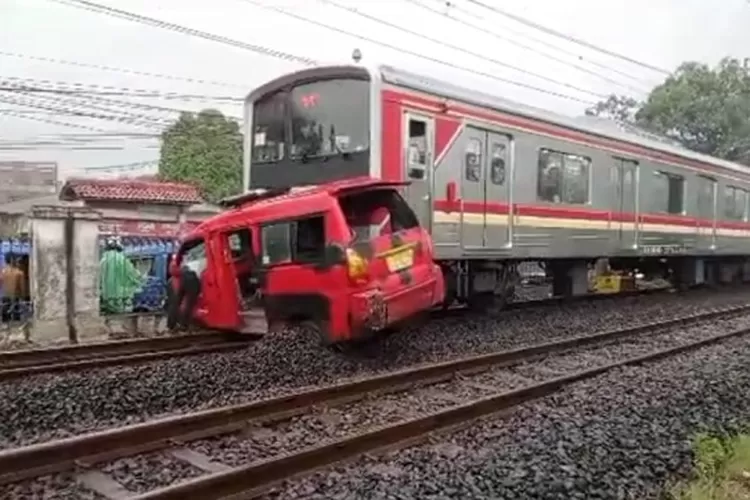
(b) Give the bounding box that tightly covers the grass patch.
[672,433,750,500]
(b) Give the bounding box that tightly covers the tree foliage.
[585,94,640,122]
[587,58,750,165]
[159,109,243,202]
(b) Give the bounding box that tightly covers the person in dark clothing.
[166,247,205,331]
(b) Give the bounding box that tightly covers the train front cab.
[169,179,444,346]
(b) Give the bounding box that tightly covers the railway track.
[1,301,748,499]
[0,332,256,382]
[0,285,670,381]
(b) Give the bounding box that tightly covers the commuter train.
[243,64,750,305]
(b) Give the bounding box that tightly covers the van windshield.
[339,189,420,242]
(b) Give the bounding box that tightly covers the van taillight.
[346,248,369,285]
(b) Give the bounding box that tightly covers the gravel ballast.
[266,334,750,500]
[1,288,749,449]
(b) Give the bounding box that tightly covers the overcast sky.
[2,0,749,179]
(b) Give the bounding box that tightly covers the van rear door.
[338,188,440,324]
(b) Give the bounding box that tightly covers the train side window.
[537,148,590,204]
[652,171,685,214]
[696,175,716,219]
[407,119,427,180]
[464,138,482,183]
[490,142,507,185]
[724,185,747,221]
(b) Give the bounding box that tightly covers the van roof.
[186,176,407,236]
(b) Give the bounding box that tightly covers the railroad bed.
[0,287,662,380]
[2,302,749,499]
[0,332,256,381]
[3,285,750,453]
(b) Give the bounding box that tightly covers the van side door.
[259,212,349,336]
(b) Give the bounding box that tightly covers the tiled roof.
[59,178,203,205]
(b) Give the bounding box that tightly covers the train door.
[612,158,639,250]
[461,126,485,249]
[403,112,435,231]
[483,132,512,249]
[461,127,512,250]
[695,175,716,252]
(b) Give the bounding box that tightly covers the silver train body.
[245,64,750,295]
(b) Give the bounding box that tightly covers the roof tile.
[59,178,202,205]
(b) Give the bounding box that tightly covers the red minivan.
[167,177,445,347]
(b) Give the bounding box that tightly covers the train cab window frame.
[289,79,370,160]
[464,138,482,183]
[536,148,591,205]
[724,185,748,221]
[652,171,685,215]
[260,215,327,266]
[251,91,287,164]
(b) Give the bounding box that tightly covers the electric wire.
[0,51,248,89]
[403,0,651,94]
[463,0,671,75]
[319,0,607,99]
[47,0,318,66]
[240,0,597,104]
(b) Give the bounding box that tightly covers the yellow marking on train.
[432,211,750,238]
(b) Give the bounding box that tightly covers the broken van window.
[339,189,419,242]
[261,216,326,265]
[261,223,292,265]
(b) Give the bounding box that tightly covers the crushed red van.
[166,177,445,346]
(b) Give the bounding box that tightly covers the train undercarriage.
[438,255,750,310]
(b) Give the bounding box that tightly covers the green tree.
[636,58,750,164]
[587,58,750,165]
[159,109,243,202]
[585,94,640,122]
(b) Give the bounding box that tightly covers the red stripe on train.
[433,199,750,231]
[383,89,750,182]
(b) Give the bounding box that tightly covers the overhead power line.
[0,51,248,89]
[0,76,245,102]
[0,95,167,130]
[405,0,651,94]
[320,0,607,99]
[48,0,318,66]
[2,83,243,120]
[241,0,596,105]
[426,0,653,88]
[464,0,671,75]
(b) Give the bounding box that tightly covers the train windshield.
[251,78,369,163]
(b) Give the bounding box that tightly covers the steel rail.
[0,332,256,381]
[0,302,745,487]
[0,286,672,381]
[139,323,750,500]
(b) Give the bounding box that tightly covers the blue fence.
[0,238,33,323]
[98,236,177,315]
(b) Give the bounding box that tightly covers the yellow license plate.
[385,249,414,273]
